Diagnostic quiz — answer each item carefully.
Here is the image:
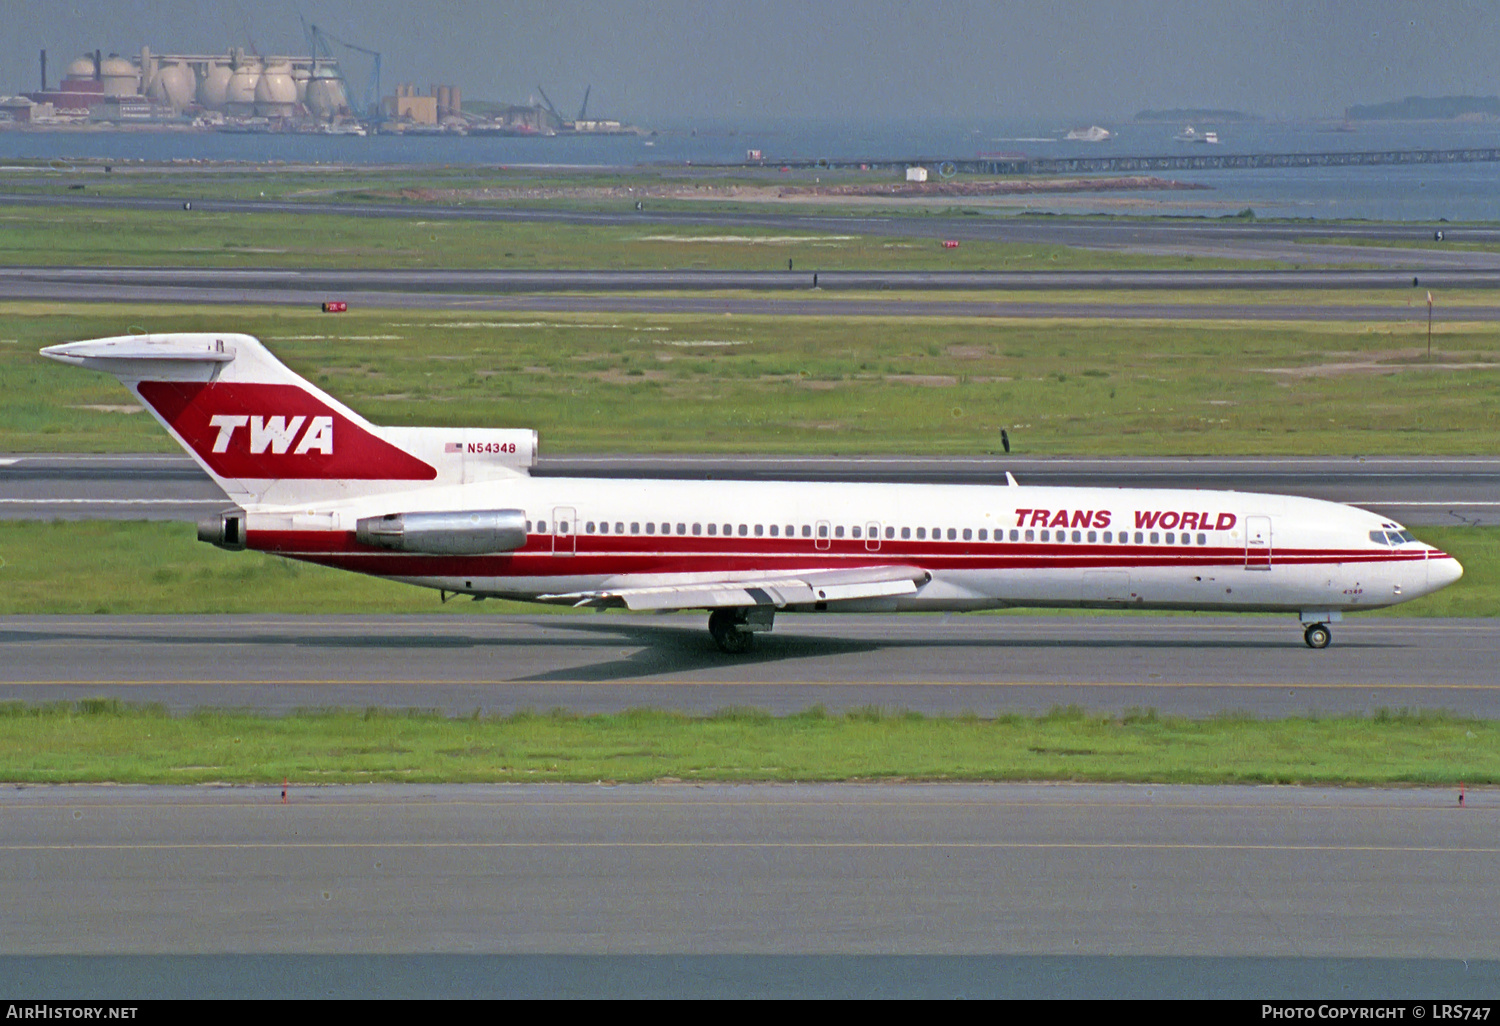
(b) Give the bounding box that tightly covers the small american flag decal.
[445,442,463,453]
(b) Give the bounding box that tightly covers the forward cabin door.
[552,506,577,555]
[1244,516,1272,570]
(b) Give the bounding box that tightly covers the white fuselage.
[247,477,1461,617]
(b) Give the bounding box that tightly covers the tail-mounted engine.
[355,509,528,555]
[197,508,248,551]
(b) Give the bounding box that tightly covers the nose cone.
[1429,553,1464,592]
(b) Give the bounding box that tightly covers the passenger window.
[978,529,987,541]
[724,524,732,536]
[645,522,655,535]
[739,524,748,537]
[902,527,911,539]
[675,523,684,535]
[708,523,717,536]
[1024,529,1034,542]
[886,527,895,539]
[585,522,595,533]
[1041,530,1050,542]
[1197,533,1207,545]
[1102,531,1111,542]
[598,522,608,534]
[770,525,779,537]
[835,526,845,538]
[916,527,926,540]
[932,527,941,539]
[786,525,794,537]
[1165,532,1175,544]
[1009,529,1019,541]
[818,524,828,538]
[630,522,640,534]
[962,528,972,541]
[755,524,764,537]
[1087,530,1096,543]
[537,521,548,533]
[615,523,624,534]
[1071,530,1081,543]
[692,523,701,535]
[525,520,533,532]
[852,526,861,539]
[802,525,812,538]
[1150,532,1160,544]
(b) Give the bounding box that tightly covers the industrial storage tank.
[197,62,231,109]
[146,61,195,110]
[224,60,261,116]
[65,55,96,81]
[255,61,297,116]
[99,55,138,97]
[305,66,348,117]
[291,66,310,104]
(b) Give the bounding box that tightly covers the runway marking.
[5,679,1500,690]
[0,459,17,467]
[3,841,1497,854]
[6,798,1488,812]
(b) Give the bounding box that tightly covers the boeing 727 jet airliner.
[43,333,1463,652]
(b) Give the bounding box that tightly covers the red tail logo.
[137,381,435,481]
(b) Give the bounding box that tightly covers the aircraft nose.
[1428,552,1464,592]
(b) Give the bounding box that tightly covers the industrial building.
[20,47,356,126]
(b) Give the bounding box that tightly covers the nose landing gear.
[1303,623,1332,649]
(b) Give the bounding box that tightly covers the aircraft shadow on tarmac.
[0,620,1401,686]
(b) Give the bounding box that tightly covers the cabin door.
[552,506,577,555]
[1244,516,1272,570]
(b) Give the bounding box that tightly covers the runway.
[2,614,1496,716]
[1,783,1495,997]
[6,265,1500,319]
[5,453,1497,525]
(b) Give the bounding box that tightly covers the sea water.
[2,115,1498,222]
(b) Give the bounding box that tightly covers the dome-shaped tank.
[255,61,297,117]
[100,55,138,97]
[225,61,260,116]
[197,62,231,109]
[305,67,348,118]
[65,55,96,81]
[291,66,310,104]
[147,61,195,110]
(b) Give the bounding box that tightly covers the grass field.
[0,521,1493,616]
[5,301,1500,455]
[0,204,1286,272]
[0,700,1491,786]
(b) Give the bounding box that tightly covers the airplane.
[42,332,1463,653]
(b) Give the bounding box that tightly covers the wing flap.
[540,564,928,611]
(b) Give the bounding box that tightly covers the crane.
[305,21,382,121]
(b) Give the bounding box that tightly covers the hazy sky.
[6,1,1498,124]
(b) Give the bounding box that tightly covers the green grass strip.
[0,701,1492,786]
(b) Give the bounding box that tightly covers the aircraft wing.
[539,564,930,611]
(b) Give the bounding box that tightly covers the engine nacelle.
[197,508,248,551]
[355,509,528,555]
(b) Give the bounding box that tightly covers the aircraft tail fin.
[41,333,534,505]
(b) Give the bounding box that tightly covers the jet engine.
[355,509,528,555]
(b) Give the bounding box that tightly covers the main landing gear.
[708,607,775,654]
[1303,622,1332,650]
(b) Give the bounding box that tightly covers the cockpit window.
[1371,529,1418,546]
[1397,530,1416,543]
